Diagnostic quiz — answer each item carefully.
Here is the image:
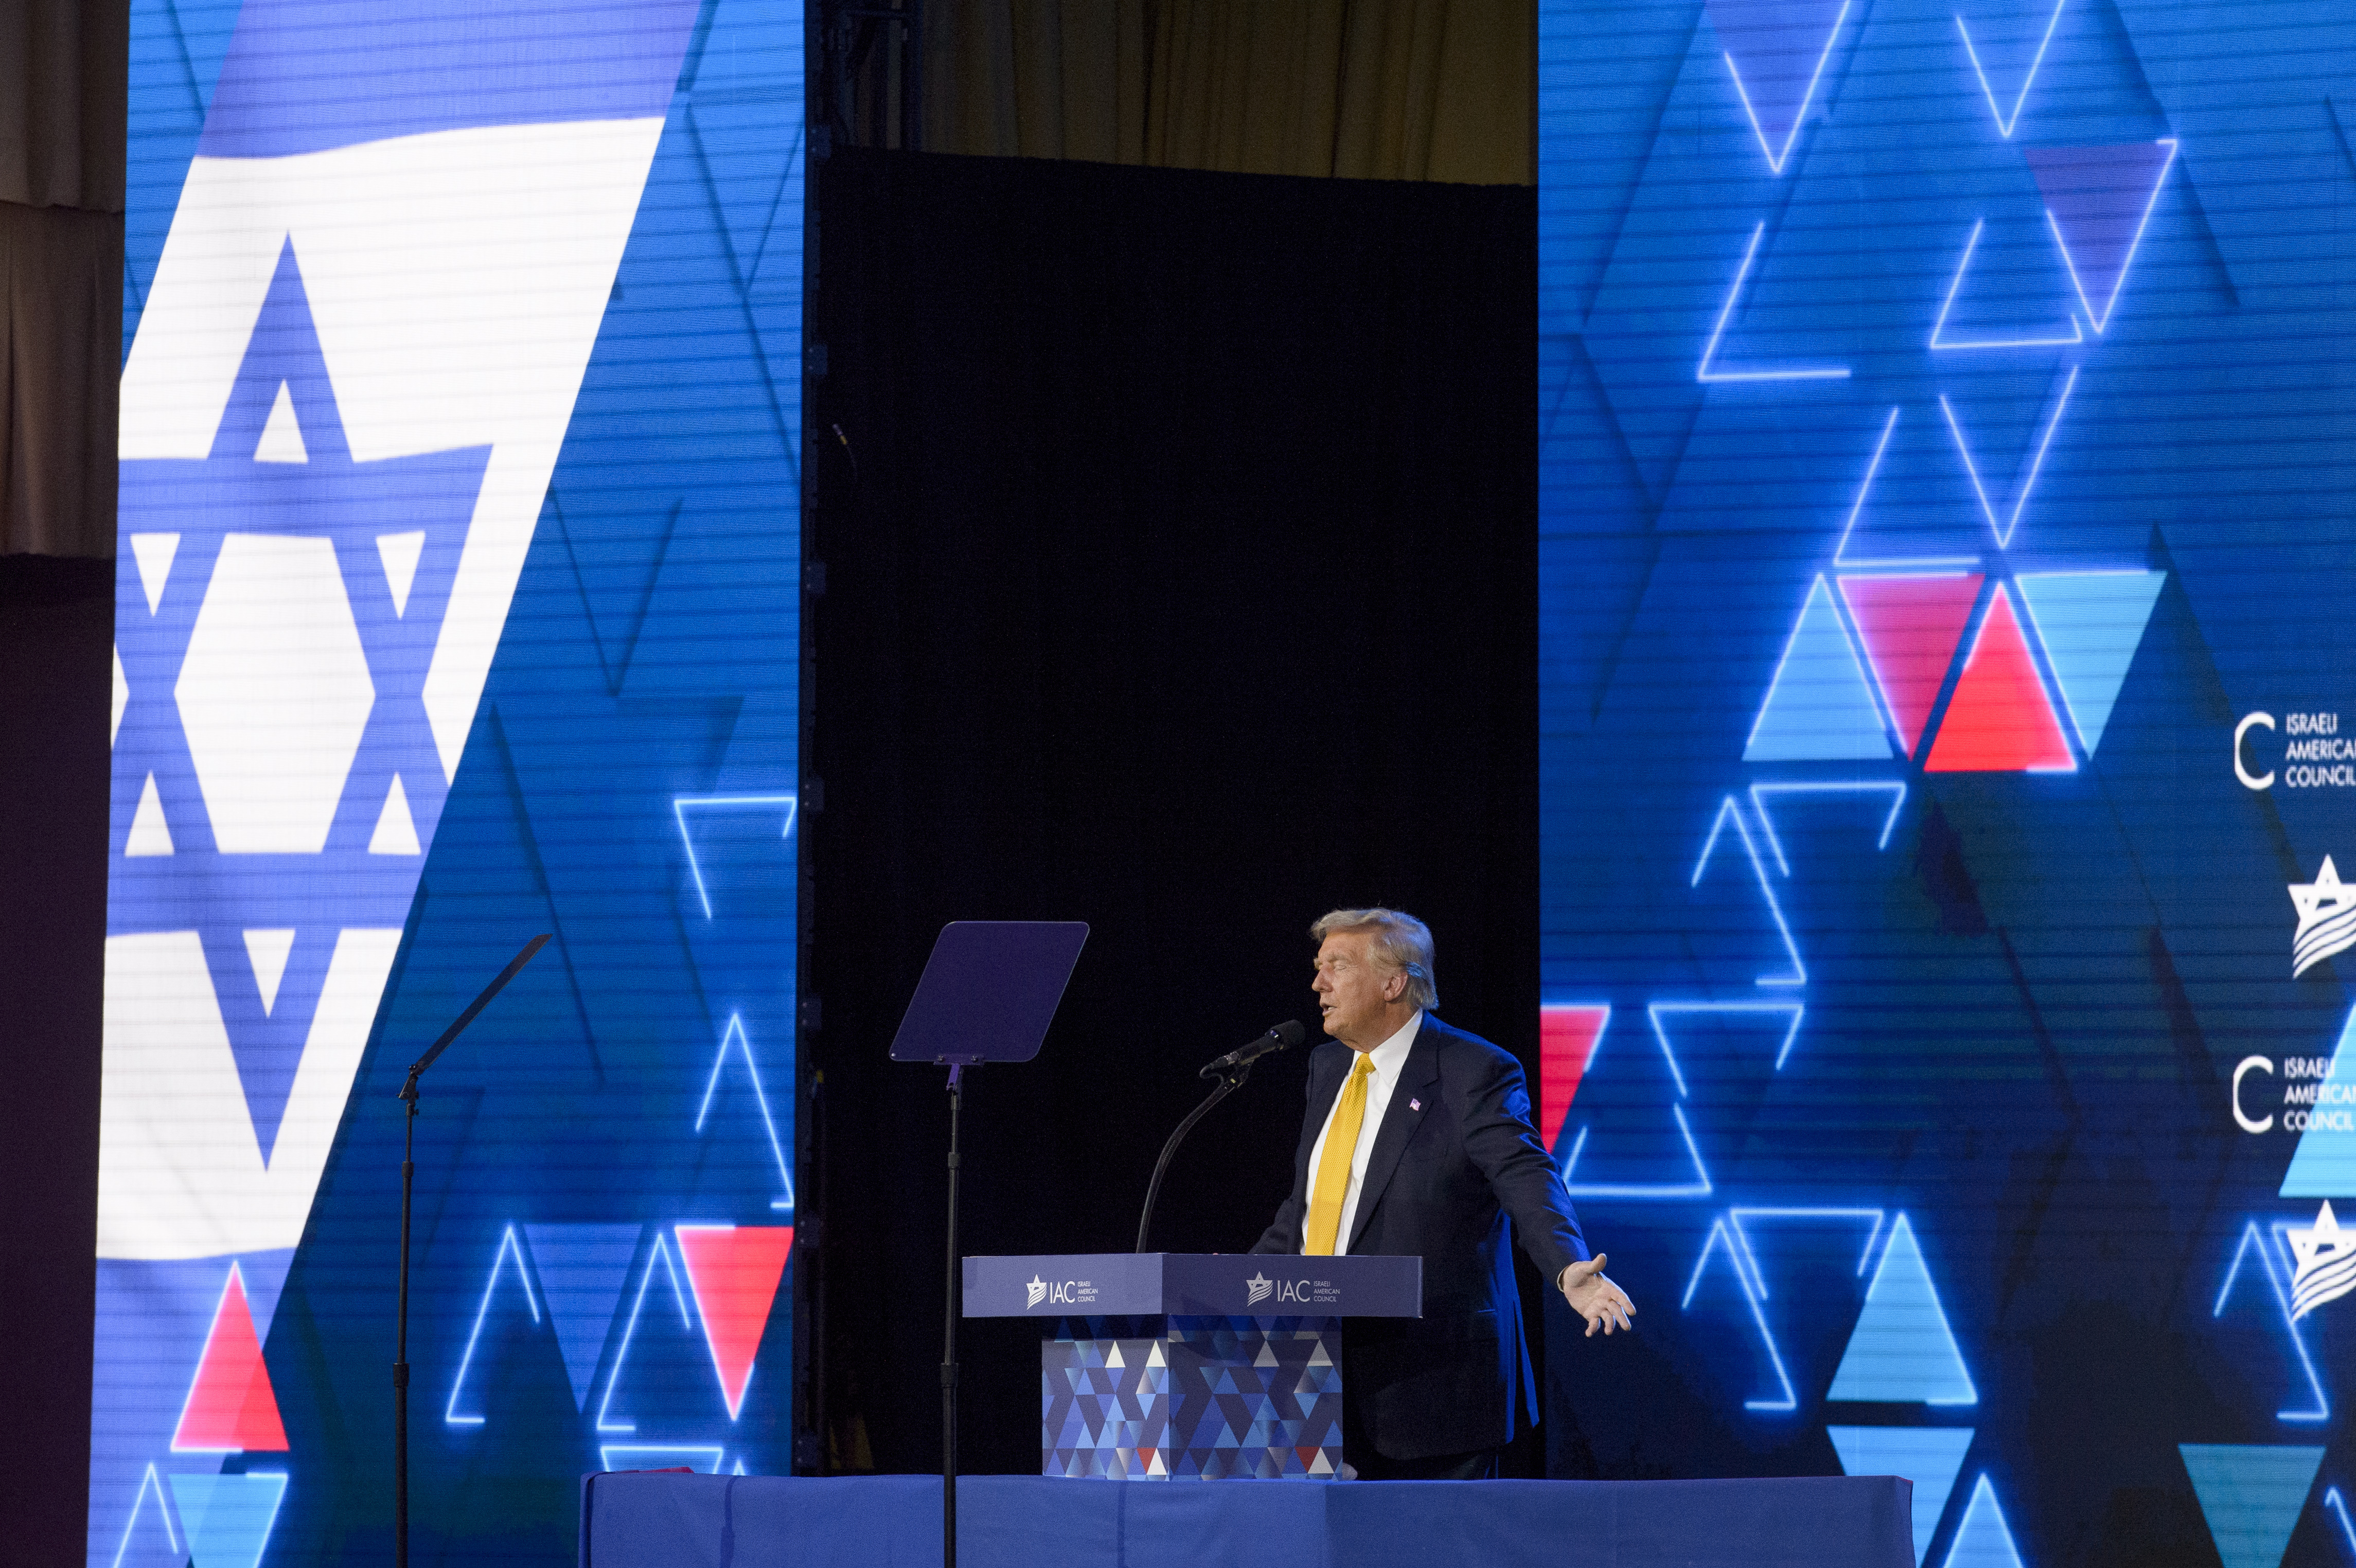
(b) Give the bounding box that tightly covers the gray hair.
[1310,907,1438,1010]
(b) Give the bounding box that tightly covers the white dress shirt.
[1300,1010,1422,1255]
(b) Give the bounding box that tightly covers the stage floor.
[580,1471,1914,1568]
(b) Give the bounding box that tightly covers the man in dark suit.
[1253,907,1633,1479]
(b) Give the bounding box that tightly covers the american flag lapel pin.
[1409,1097,1422,1112]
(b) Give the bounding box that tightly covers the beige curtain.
[920,0,1534,184]
[0,0,124,558]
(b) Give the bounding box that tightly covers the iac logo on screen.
[2290,858,2356,979]
[2234,711,2355,791]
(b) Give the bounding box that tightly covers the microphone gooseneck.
[1137,1021,1306,1252]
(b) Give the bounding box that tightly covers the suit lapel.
[1346,1017,1442,1252]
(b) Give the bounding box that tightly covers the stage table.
[579,1472,1914,1568]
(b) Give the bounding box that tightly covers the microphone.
[1139,1020,1310,1251]
[1198,1020,1306,1079]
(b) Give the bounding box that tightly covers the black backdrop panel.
[807,148,1542,1477]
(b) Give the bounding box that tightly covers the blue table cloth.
[580,1472,1914,1568]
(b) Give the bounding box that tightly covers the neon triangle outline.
[1939,370,2079,548]
[1711,0,1856,174]
[1699,223,1854,381]
[2031,139,2179,333]
[1955,0,2069,138]
[524,1221,642,1412]
[1692,797,1809,986]
[695,1012,798,1211]
[443,1225,542,1427]
[1930,219,2082,350]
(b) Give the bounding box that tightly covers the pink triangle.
[675,1225,793,1419]
[1839,575,1985,756]
[1924,588,2075,772]
[172,1264,289,1452]
[2026,140,2176,330]
[1539,1006,1610,1153]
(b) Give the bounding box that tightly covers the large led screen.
[97,3,804,1562]
[1539,2,2351,1563]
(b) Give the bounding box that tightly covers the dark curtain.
[0,6,125,1560]
[0,556,113,1559]
[1,201,121,557]
[805,147,1541,1476]
[0,0,126,559]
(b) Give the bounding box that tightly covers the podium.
[964,1253,1421,1480]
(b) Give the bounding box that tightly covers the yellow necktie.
[1305,1054,1375,1255]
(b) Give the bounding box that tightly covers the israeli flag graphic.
[96,3,714,1562]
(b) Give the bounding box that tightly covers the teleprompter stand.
[394,933,551,1568]
[890,921,1089,1568]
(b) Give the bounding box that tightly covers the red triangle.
[1924,587,2075,772]
[675,1225,793,1419]
[1840,575,1984,756]
[1539,1006,1611,1153]
[172,1264,288,1452]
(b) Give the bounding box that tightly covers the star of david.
[2289,856,2351,935]
[110,237,491,1158]
[2288,1201,2346,1280]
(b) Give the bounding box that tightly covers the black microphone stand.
[1135,1061,1253,1252]
[1136,1024,1301,1252]
[394,933,551,1568]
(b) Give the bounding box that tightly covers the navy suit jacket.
[1251,1012,1589,1459]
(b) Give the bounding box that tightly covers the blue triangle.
[1828,1426,1974,1564]
[169,1473,288,1568]
[1746,577,1897,761]
[2280,1005,2356,1198]
[168,0,246,113]
[2014,572,2165,753]
[1942,1476,2025,1568]
[523,1223,640,1411]
[2179,1445,2325,1568]
[683,0,805,97]
[1829,1216,1977,1404]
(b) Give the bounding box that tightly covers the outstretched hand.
[1560,1254,1636,1338]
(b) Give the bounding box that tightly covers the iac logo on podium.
[1246,1273,1329,1307]
[1025,1275,1094,1308]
